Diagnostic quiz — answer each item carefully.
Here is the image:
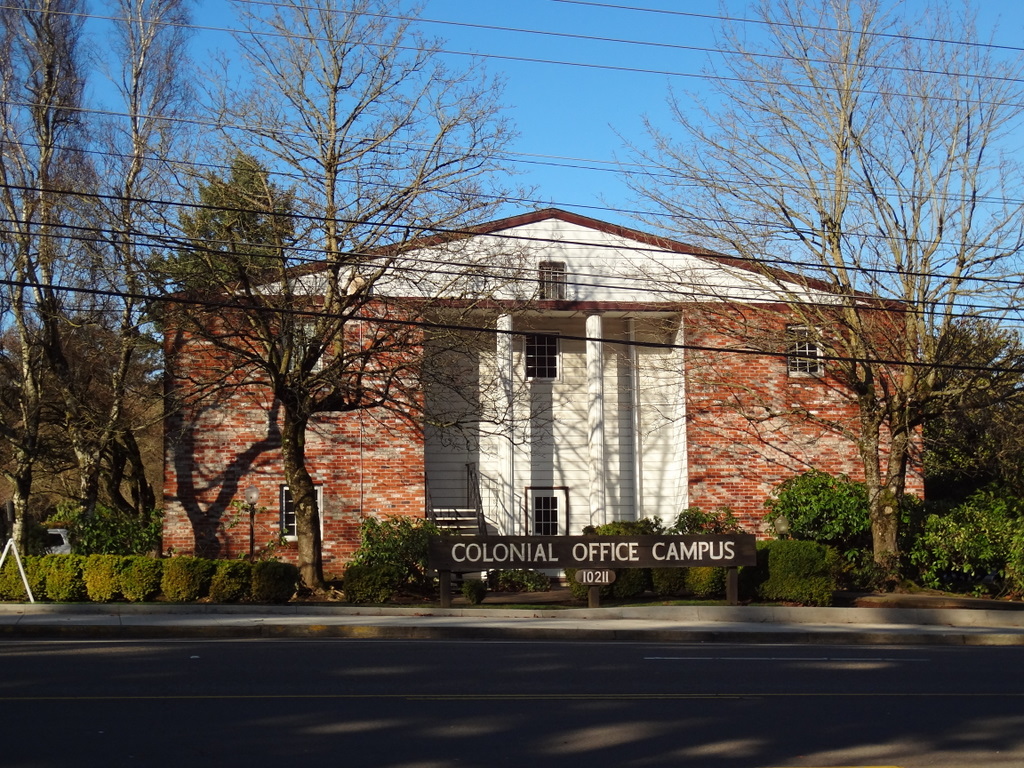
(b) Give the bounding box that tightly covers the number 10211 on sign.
[574,569,616,586]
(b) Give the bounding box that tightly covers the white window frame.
[538,260,567,300]
[280,485,324,541]
[528,488,568,536]
[786,326,824,376]
[525,333,560,380]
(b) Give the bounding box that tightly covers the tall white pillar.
[586,312,606,526]
[626,317,643,519]
[496,314,517,530]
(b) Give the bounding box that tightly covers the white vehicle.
[44,528,71,555]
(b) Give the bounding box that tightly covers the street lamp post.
[245,486,260,561]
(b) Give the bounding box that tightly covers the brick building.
[162,209,921,573]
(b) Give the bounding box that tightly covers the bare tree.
[167,0,519,589]
[0,0,91,544]
[626,0,1024,572]
[77,0,195,513]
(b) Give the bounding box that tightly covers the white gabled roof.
[384,208,836,306]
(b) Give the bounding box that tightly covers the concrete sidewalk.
[2,598,1024,645]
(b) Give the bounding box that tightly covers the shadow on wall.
[171,399,282,558]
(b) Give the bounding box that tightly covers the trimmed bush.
[651,567,688,597]
[343,563,406,603]
[610,567,650,599]
[119,557,163,602]
[461,578,486,604]
[755,540,841,606]
[487,569,551,593]
[43,555,87,602]
[686,566,727,599]
[83,555,125,602]
[250,560,298,603]
[161,556,214,602]
[0,555,44,601]
[209,560,253,603]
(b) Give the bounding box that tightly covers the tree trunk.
[280,410,324,590]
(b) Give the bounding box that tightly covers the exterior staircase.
[428,507,484,536]
[427,463,486,536]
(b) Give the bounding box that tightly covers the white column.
[626,317,643,519]
[495,314,517,530]
[586,312,606,526]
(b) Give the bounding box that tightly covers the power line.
[549,0,1024,55]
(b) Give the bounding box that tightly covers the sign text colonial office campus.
[428,535,758,571]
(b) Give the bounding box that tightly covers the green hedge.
[0,555,44,600]
[0,553,300,604]
[120,557,163,602]
[84,555,125,602]
[43,555,87,602]
[161,556,215,602]
[343,563,405,603]
[250,561,298,603]
[751,540,841,606]
[209,560,253,603]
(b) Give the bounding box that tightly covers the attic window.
[538,261,567,300]
[786,326,823,376]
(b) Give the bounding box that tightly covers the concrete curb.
[2,620,1024,645]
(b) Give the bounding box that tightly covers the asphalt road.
[2,638,1022,767]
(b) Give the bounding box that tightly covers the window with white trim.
[529,488,568,535]
[280,485,324,540]
[786,326,823,376]
[534,498,559,536]
[538,261,567,300]
[525,334,559,380]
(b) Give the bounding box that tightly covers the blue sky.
[417,0,1024,226]
[99,1,1024,229]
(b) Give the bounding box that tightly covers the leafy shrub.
[651,567,688,597]
[343,563,406,603]
[209,560,253,603]
[686,566,727,599]
[83,555,125,602]
[909,488,1021,594]
[669,506,741,534]
[0,555,44,601]
[461,578,486,605]
[250,560,298,603]
[609,567,650,599]
[119,557,163,602]
[60,502,162,556]
[350,516,440,595]
[43,555,87,602]
[487,569,551,593]
[160,556,214,602]
[764,471,870,560]
[755,540,841,606]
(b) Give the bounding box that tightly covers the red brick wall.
[682,305,923,535]
[162,331,426,577]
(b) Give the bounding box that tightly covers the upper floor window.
[538,261,567,300]
[525,334,559,380]
[786,326,823,376]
